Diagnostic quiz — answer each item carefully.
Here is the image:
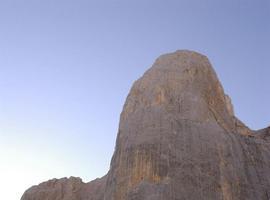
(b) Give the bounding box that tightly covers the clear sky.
[0,0,269,200]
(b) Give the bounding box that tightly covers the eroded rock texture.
[21,50,270,200]
[21,176,107,200]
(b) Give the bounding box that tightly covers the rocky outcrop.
[21,176,107,200]
[21,50,270,200]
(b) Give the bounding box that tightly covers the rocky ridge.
[21,50,270,200]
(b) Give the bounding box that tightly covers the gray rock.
[21,50,270,200]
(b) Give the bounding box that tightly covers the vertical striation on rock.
[21,50,270,200]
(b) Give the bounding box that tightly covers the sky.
[0,0,269,199]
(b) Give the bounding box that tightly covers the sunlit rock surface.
[21,50,270,200]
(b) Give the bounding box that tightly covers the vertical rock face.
[21,50,270,200]
[103,50,270,200]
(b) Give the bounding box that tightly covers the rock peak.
[21,50,270,200]
[152,50,210,73]
[121,50,236,133]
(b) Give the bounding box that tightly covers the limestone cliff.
[21,50,270,200]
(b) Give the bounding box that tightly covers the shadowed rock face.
[21,50,270,200]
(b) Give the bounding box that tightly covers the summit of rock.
[122,50,241,135]
[21,50,270,200]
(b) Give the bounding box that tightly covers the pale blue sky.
[0,1,269,200]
